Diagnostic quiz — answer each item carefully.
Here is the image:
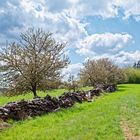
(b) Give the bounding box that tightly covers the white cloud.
[76,0,118,18]
[44,10,88,47]
[115,0,140,21]
[75,32,139,67]
[62,63,83,80]
[1,0,140,43]
[68,0,79,4]
[23,0,140,21]
[82,50,140,67]
[76,33,133,56]
[74,0,140,20]
[114,50,140,66]
[20,0,47,20]
[40,0,140,20]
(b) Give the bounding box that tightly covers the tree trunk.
[32,84,37,97]
[33,89,37,97]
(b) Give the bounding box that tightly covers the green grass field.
[0,84,140,140]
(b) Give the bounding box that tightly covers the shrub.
[125,68,140,83]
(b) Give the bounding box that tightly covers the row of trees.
[0,28,139,97]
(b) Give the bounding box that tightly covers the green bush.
[125,68,140,83]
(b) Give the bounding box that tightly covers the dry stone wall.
[0,85,116,121]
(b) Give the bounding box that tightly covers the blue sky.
[0,0,140,76]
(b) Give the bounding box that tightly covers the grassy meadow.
[0,84,140,140]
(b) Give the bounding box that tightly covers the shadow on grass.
[117,88,126,92]
[117,84,137,92]
[117,85,128,92]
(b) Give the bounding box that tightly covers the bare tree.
[79,58,124,87]
[0,28,69,97]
